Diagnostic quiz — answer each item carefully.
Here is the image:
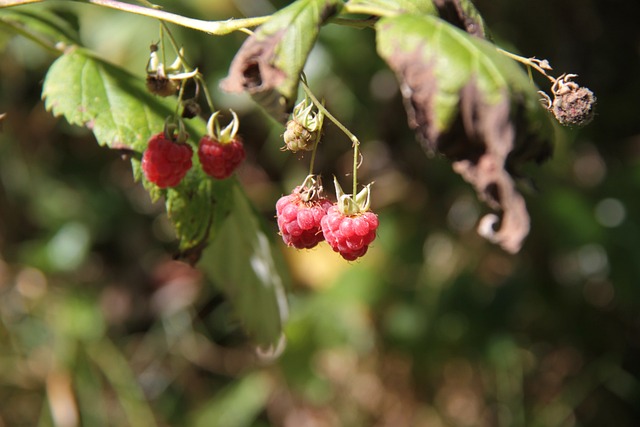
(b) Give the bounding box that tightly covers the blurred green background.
[1,0,639,426]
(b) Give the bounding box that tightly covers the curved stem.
[300,79,361,196]
[496,47,556,83]
[300,81,359,148]
[1,0,269,35]
[307,127,321,176]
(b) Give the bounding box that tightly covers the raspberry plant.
[0,0,595,349]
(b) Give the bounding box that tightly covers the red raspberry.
[142,133,193,188]
[198,136,246,179]
[276,189,333,249]
[321,205,379,261]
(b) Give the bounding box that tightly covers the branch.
[0,0,269,35]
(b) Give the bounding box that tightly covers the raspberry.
[197,135,246,180]
[321,205,379,261]
[142,132,193,188]
[276,188,332,249]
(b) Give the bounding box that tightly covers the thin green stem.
[300,79,360,196]
[152,16,217,114]
[308,127,321,176]
[496,47,555,83]
[352,138,359,197]
[0,0,270,35]
[300,81,359,148]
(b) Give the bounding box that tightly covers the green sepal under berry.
[333,177,372,216]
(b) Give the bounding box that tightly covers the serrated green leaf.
[199,185,289,347]
[220,0,342,121]
[42,47,290,343]
[42,48,174,151]
[346,0,436,15]
[42,48,220,251]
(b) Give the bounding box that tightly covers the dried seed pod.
[540,74,596,126]
[551,86,596,126]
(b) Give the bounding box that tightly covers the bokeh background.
[1,0,639,426]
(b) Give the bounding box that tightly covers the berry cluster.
[142,44,245,188]
[142,112,245,188]
[143,41,378,261]
[276,176,379,261]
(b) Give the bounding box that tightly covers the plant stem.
[352,138,359,197]
[0,0,270,35]
[496,47,555,83]
[300,79,360,196]
[308,127,321,177]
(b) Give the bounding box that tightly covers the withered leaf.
[220,0,342,122]
[376,14,554,253]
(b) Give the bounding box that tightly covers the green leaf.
[42,47,290,344]
[0,8,81,46]
[346,0,437,15]
[199,185,289,347]
[190,372,272,427]
[42,48,173,151]
[42,48,212,251]
[220,0,343,121]
[376,14,554,253]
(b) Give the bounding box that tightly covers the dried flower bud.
[181,99,201,119]
[283,119,318,152]
[146,75,179,97]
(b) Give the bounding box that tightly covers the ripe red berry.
[321,205,379,261]
[276,188,333,249]
[197,136,245,179]
[142,132,193,188]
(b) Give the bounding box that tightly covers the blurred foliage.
[1,0,640,426]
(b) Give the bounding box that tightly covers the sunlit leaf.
[42,47,172,151]
[42,48,289,342]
